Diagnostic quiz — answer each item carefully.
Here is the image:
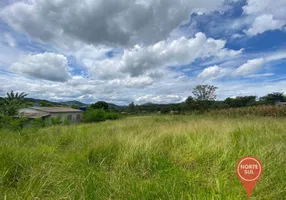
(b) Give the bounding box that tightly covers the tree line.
[1,85,286,117]
[87,85,286,114]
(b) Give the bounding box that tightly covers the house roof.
[22,112,51,119]
[29,107,83,113]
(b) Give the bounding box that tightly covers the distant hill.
[23,98,88,107]
[23,98,60,107]
[0,96,88,108]
[0,96,128,111]
[61,101,88,107]
[108,103,126,111]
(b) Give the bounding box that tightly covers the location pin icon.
[236,156,263,198]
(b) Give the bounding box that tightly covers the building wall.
[48,112,83,123]
[19,108,83,123]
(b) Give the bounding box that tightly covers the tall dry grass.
[208,105,286,117]
[0,115,285,199]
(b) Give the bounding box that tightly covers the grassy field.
[0,115,285,199]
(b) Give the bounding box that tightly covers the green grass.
[0,115,285,199]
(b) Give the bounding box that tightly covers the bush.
[29,118,46,128]
[105,112,121,120]
[28,115,70,129]
[63,118,71,125]
[160,107,170,114]
[83,108,106,122]
[83,108,122,123]
[0,116,27,131]
[50,115,63,125]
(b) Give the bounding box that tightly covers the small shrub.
[49,115,63,125]
[0,116,27,131]
[30,118,46,128]
[83,108,106,122]
[105,112,121,120]
[83,108,122,123]
[160,107,170,114]
[63,118,71,125]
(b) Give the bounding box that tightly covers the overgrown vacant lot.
[0,116,285,199]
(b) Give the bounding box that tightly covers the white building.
[276,102,286,106]
[19,107,83,123]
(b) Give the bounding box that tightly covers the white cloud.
[74,45,111,65]
[231,33,243,39]
[0,32,26,68]
[1,0,285,105]
[243,0,286,36]
[9,52,70,82]
[233,58,265,76]
[243,0,286,18]
[245,73,274,78]
[265,51,286,62]
[136,94,184,104]
[4,33,16,47]
[1,66,286,105]
[87,59,124,80]
[216,79,286,100]
[1,0,225,48]
[116,76,154,88]
[197,65,222,80]
[87,32,242,78]
[244,14,285,36]
[2,71,286,105]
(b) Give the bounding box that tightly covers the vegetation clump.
[83,108,122,123]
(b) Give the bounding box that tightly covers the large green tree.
[192,85,218,101]
[224,96,257,107]
[1,91,28,116]
[128,102,135,113]
[260,92,285,105]
[90,101,109,111]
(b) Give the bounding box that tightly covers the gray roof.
[30,107,83,113]
[22,112,51,119]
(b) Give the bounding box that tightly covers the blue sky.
[0,0,285,105]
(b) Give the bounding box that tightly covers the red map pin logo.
[236,156,262,198]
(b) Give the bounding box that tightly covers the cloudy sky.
[0,0,285,105]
